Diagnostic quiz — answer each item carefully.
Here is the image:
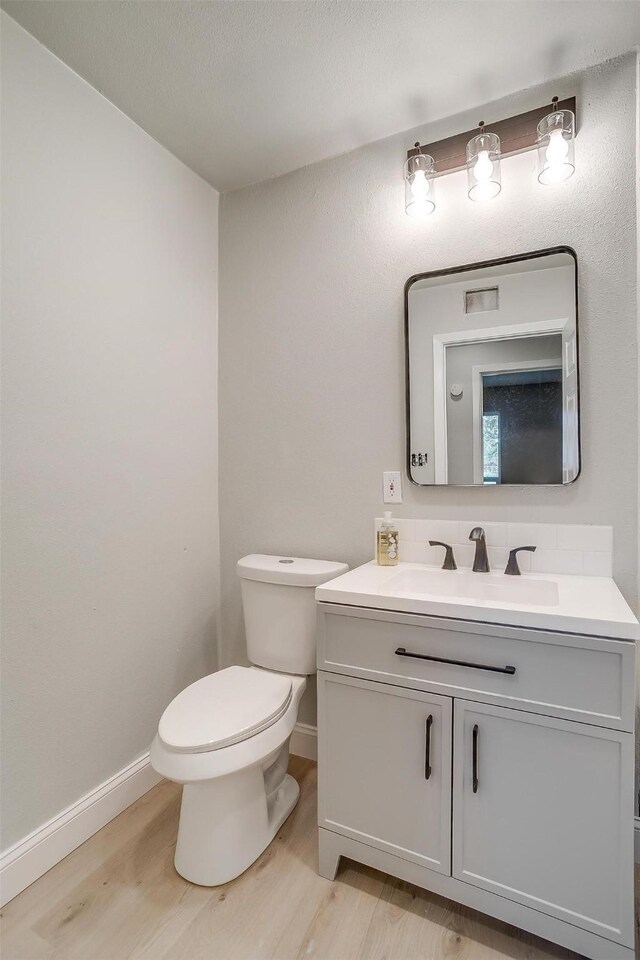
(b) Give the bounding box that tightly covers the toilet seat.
[158,666,293,754]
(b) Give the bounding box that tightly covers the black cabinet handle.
[424,715,433,780]
[395,647,516,675]
[472,724,479,793]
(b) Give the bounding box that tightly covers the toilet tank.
[237,555,349,675]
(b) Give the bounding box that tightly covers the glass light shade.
[404,152,436,216]
[537,109,575,184]
[466,132,501,202]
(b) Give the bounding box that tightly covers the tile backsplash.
[374,519,613,577]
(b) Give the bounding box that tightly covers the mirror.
[405,248,579,486]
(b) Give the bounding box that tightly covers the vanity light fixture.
[537,97,575,185]
[404,145,436,216]
[466,122,501,202]
[405,96,576,215]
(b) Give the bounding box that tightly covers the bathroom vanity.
[316,561,638,960]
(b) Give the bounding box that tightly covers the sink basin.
[315,560,640,640]
[384,568,559,607]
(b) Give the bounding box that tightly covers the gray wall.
[219,54,638,727]
[1,15,220,848]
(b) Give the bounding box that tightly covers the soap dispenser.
[377,512,399,566]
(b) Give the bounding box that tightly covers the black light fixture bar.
[408,97,576,176]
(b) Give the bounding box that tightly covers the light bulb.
[404,151,435,215]
[536,108,574,185]
[467,131,501,201]
[473,150,493,182]
[546,128,569,167]
[410,169,430,201]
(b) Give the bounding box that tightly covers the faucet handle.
[505,546,536,576]
[429,541,457,571]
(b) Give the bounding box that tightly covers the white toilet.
[150,553,348,886]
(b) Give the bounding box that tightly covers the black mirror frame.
[404,246,580,487]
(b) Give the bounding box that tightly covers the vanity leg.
[317,827,341,880]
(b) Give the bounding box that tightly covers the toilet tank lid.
[237,554,348,586]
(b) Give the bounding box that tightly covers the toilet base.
[267,771,300,838]
[174,766,300,887]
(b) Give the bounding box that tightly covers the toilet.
[150,553,348,886]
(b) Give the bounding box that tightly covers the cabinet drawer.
[318,604,634,730]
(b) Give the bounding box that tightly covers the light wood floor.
[1,757,636,960]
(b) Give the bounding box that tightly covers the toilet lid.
[158,666,293,753]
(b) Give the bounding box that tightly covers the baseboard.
[635,818,640,864]
[0,753,162,907]
[290,722,317,761]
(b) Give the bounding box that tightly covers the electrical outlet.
[383,471,402,504]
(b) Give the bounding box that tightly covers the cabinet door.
[318,672,451,873]
[453,700,634,946]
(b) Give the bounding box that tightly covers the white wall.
[219,54,638,726]
[1,14,220,849]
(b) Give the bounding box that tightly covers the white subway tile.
[487,547,508,570]
[414,519,459,545]
[486,523,507,546]
[582,552,613,577]
[399,541,428,563]
[531,548,583,575]
[374,517,613,580]
[454,544,475,569]
[454,521,506,547]
[556,524,612,553]
[394,519,417,541]
[507,523,557,550]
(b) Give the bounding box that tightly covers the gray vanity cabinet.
[316,602,636,960]
[453,700,633,945]
[318,673,451,874]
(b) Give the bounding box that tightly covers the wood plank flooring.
[1,757,635,959]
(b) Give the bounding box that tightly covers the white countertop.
[316,561,640,641]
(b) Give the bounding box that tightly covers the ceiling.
[3,1,639,192]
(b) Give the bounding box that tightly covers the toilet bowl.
[150,554,348,886]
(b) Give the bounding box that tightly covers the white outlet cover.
[383,471,402,504]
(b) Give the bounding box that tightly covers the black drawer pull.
[395,647,516,675]
[472,724,479,793]
[424,715,433,780]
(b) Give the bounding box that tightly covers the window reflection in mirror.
[405,250,579,487]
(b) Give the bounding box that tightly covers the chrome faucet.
[469,527,490,573]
